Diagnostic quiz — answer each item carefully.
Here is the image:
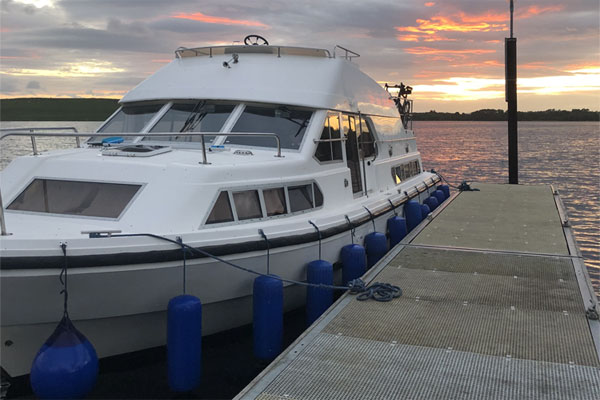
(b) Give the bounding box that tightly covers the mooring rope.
[431,169,479,192]
[103,232,401,302]
[59,242,69,317]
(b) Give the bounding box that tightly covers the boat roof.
[120,44,399,117]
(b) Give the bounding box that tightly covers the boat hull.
[1,183,438,377]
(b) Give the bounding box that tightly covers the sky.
[1,0,599,112]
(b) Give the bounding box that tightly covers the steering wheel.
[244,34,269,46]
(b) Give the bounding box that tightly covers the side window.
[314,184,324,207]
[359,117,376,158]
[263,188,287,216]
[315,114,342,162]
[233,190,262,220]
[391,160,421,185]
[288,184,314,212]
[205,182,324,225]
[206,192,234,224]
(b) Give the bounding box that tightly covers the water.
[415,120,599,296]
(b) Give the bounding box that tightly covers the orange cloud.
[172,12,268,28]
[396,14,506,38]
[396,5,564,42]
[520,5,564,19]
[424,2,435,6]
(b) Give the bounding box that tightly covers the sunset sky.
[1,0,598,112]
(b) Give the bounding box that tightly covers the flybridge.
[174,34,360,61]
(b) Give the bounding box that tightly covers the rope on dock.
[348,280,402,302]
[431,169,479,192]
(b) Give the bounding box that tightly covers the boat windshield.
[225,105,312,150]
[144,101,236,143]
[89,103,165,144]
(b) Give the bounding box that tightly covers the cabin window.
[315,114,343,162]
[314,184,324,207]
[264,188,287,216]
[7,179,141,218]
[288,184,313,212]
[205,182,323,225]
[369,115,404,142]
[206,191,234,224]
[98,104,163,134]
[359,117,376,158]
[226,105,312,150]
[233,190,263,220]
[145,101,235,143]
[392,160,421,184]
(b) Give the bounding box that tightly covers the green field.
[1,98,120,121]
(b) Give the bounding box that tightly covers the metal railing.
[0,127,81,155]
[333,45,360,60]
[0,130,283,236]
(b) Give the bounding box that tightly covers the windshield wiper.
[180,101,207,133]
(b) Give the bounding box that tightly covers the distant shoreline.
[1,98,598,122]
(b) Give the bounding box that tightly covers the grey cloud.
[149,18,233,34]
[106,18,150,36]
[0,75,19,93]
[26,81,41,89]
[10,27,172,53]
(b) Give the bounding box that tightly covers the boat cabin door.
[342,115,363,195]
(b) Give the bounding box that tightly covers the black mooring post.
[505,1,518,184]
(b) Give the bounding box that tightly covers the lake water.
[1,120,598,296]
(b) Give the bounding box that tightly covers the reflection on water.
[1,121,598,297]
[416,120,599,297]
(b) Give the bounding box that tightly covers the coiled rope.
[431,169,480,192]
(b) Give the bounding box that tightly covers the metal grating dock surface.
[257,334,600,400]
[237,184,600,400]
[414,183,569,255]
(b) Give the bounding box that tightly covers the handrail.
[175,45,331,59]
[0,127,80,154]
[0,130,283,235]
[375,137,416,143]
[333,45,360,60]
[0,131,283,162]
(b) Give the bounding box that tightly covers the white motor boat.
[0,35,440,378]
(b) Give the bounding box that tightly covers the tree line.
[1,98,598,122]
[413,108,599,121]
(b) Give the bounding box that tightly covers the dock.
[236,183,600,399]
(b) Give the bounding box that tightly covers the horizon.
[1,0,599,112]
[3,97,599,115]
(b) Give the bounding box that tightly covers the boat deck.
[236,183,600,400]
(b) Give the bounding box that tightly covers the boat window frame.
[139,100,242,147]
[4,176,146,221]
[89,101,170,145]
[391,158,422,185]
[202,180,324,227]
[221,102,315,152]
[313,111,345,165]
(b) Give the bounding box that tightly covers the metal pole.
[200,134,209,164]
[505,0,518,184]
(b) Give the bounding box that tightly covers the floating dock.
[236,183,600,400]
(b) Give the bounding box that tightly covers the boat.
[0,35,441,378]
